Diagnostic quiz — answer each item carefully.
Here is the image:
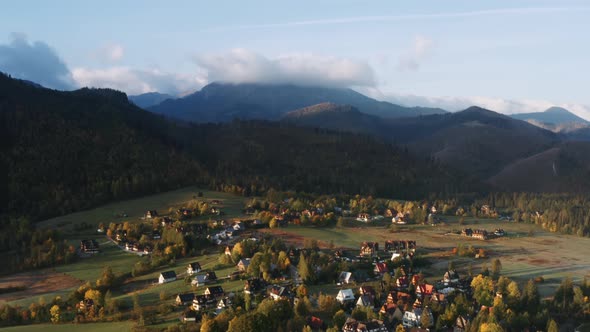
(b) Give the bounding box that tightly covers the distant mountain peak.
[511,106,588,126]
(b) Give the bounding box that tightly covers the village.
[70,194,528,332]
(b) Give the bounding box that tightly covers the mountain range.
[147,82,447,122]
[129,92,174,108]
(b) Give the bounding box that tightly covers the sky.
[1,0,589,118]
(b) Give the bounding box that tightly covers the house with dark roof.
[374,262,388,275]
[187,262,202,275]
[159,271,177,284]
[175,293,195,306]
[204,286,224,298]
[237,258,251,272]
[244,278,266,295]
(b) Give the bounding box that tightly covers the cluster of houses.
[208,220,247,245]
[359,240,417,262]
[461,228,506,240]
[79,239,100,254]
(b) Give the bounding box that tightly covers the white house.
[402,308,433,328]
[158,271,177,284]
[391,252,402,261]
[336,289,355,304]
[356,295,373,309]
[187,262,202,275]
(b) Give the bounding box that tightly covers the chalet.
[336,289,355,304]
[392,212,407,224]
[191,274,208,287]
[416,284,435,298]
[494,228,506,237]
[80,239,100,253]
[176,293,195,306]
[192,295,214,311]
[403,308,433,328]
[359,286,376,300]
[244,278,266,294]
[454,315,470,332]
[472,229,488,240]
[374,262,388,275]
[187,262,202,275]
[338,271,353,285]
[145,210,158,219]
[443,270,460,284]
[216,297,232,315]
[206,271,217,281]
[396,276,410,289]
[411,274,422,286]
[224,246,233,256]
[461,228,473,237]
[159,271,177,284]
[78,299,94,312]
[307,316,325,330]
[357,213,371,222]
[343,318,388,332]
[204,286,224,298]
[268,285,289,301]
[431,292,447,305]
[360,242,379,256]
[237,258,251,272]
[180,310,199,322]
[391,252,402,261]
[385,240,400,252]
[356,294,374,308]
[380,303,404,322]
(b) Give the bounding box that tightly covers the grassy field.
[0,322,133,332]
[38,187,247,232]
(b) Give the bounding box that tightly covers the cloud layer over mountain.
[193,48,376,88]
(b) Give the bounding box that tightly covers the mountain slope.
[129,92,174,108]
[489,142,590,192]
[384,107,559,177]
[281,102,388,135]
[148,82,446,122]
[511,107,589,126]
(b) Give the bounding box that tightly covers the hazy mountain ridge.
[148,82,447,122]
[129,92,175,108]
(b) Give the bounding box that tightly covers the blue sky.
[1,0,589,117]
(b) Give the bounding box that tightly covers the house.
[237,258,251,272]
[357,213,371,222]
[191,274,208,287]
[159,271,177,284]
[380,303,404,321]
[244,278,266,294]
[204,286,224,298]
[152,230,161,240]
[215,297,232,315]
[180,310,200,322]
[80,239,100,253]
[431,292,447,305]
[338,271,353,285]
[391,252,402,261]
[494,228,506,237]
[224,246,233,256]
[192,295,213,311]
[268,285,288,300]
[360,242,379,256]
[307,316,325,330]
[374,262,388,275]
[145,210,158,219]
[359,286,376,300]
[454,315,470,332]
[206,271,217,281]
[443,270,460,284]
[336,289,355,304]
[343,318,388,332]
[176,293,195,306]
[356,294,374,308]
[187,262,202,275]
[396,276,410,289]
[403,308,433,328]
[416,284,435,298]
[472,229,488,240]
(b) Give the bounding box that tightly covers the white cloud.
[384,93,590,121]
[72,66,206,95]
[193,48,375,88]
[397,35,433,71]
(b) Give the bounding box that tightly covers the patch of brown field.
[529,258,551,265]
[0,270,82,303]
[261,229,334,249]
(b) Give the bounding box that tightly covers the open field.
[0,322,133,332]
[0,270,81,305]
[263,217,590,296]
[37,187,247,233]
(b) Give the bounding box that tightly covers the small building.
[454,315,470,332]
[187,262,202,275]
[374,262,388,275]
[244,278,266,295]
[145,210,158,219]
[359,286,376,300]
[356,294,374,309]
[237,258,251,272]
[403,308,433,328]
[360,242,379,256]
[206,271,217,281]
[192,274,208,287]
[443,270,460,284]
[336,289,355,304]
[338,271,353,285]
[268,285,288,301]
[192,295,213,311]
[176,293,195,306]
[80,239,100,254]
[159,271,177,284]
[416,284,435,298]
[204,286,224,298]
